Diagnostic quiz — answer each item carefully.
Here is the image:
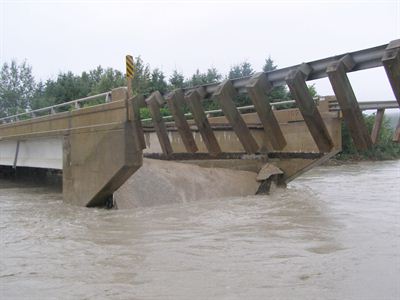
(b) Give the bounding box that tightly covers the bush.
[336,113,400,160]
[140,107,171,120]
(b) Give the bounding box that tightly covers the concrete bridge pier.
[63,121,142,207]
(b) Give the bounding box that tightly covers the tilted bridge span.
[0,39,399,207]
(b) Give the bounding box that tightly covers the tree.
[148,68,168,94]
[307,84,318,98]
[263,57,276,73]
[91,68,125,94]
[228,61,255,106]
[31,81,51,110]
[262,56,289,102]
[228,61,254,79]
[184,68,222,111]
[264,56,318,102]
[41,72,88,106]
[130,56,151,95]
[188,68,221,87]
[0,60,36,117]
[169,70,185,89]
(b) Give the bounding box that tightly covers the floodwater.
[0,161,399,300]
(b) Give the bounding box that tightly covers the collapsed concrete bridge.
[0,39,399,207]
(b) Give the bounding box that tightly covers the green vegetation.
[1,57,398,161]
[336,114,400,161]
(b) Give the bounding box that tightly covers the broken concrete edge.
[256,164,284,181]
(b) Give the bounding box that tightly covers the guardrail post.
[286,63,334,153]
[165,89,198,153]
[382,39,400,106]
[145,91,173,156]
[246,72,286,150]
[214,80,259,154]
[371,108,385,144]
[327,55,373,150]
[185,87,221,156]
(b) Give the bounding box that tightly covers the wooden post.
[246,72,286,150]
[145,91,173,156]
[286,65,334,153]
[213,80,259,154]
[327,56,373,150]
[165,89,198,153]
[382,39,400,106]
[185,88,221,155]
[371,108,385,144]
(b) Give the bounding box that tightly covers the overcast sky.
[0,0,399,100]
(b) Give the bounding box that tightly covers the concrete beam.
[382,40,400,106]
[327,59,373,150]
[185,88,221,156]
[286,67,334,153]
[213,80,259,154]
[246,72,286,150]
[165,89,198,153]
[146,91,173,156]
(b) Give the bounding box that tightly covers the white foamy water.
[0,160,399,299]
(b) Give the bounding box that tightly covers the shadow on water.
[0,166,62,192]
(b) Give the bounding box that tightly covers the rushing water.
[0,161,399,300]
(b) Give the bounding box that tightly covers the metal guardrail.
[183,43,389,96]
[0,92,111,124]
[141,99,297,123]
[329,100,399,111]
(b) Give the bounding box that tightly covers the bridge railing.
[0,92,111,124]
[328,100,399,111]
[141,99,298,123]
[148,98,398,123]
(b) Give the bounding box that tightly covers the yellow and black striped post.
[126,55,134,78]
[126,55,135,121]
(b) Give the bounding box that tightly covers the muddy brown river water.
[0,161,399,299]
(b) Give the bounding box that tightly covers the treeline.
[0,56,314,118]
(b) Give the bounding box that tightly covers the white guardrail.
[0,92,111,124]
